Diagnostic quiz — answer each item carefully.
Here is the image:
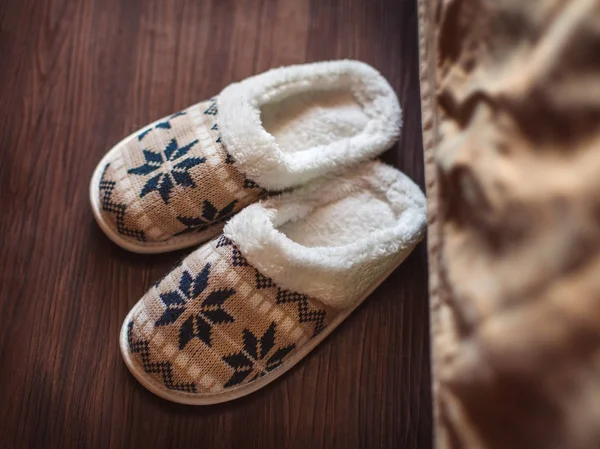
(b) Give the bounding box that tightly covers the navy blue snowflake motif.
[138,111,187,141]
[175,199,238,235]
[222,322,295,388]
[155,263,236,350]
[128,137,205,204]
[210,123,222,143]
[204,100,218,116]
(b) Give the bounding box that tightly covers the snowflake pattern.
[138,111,187,141]
[222,322,295,388]
[155,263,236,350]
[175,199,238,235]
[128,137,205,204]
[204,100,218,116]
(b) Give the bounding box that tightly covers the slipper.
[90,60,402,253]
[120,161,426,404]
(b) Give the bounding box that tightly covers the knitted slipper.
[90,60,402,253]
[120,161,426,404]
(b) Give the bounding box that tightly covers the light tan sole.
[89,120,226,254]
[119,247,416,405]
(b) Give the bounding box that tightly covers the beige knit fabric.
[97,99,263,245]
[126,235,336,396]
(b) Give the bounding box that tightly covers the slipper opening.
[277,176,403,248]
[260,88,371,156]
[218,60,402,191]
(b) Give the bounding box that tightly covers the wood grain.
[0,0,431,447]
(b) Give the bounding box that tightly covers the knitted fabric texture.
[126,235,336,395]
[98,99,263,244]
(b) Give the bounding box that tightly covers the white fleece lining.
[217,60,402,191]
[278,190,399,247]
[223,161,426,309]
[260,89,370,154]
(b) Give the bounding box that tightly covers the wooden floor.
[0,0,431,447]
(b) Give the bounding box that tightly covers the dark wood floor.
[0,0,431,447]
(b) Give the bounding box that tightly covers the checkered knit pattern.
[126,236,336,394]
[98,99,263,243]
